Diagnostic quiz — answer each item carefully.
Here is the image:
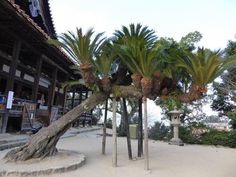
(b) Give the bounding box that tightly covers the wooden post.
[2,40,21,133]
[138,98,143,157]
[112,97,117,167]
[62,75,69,114]
[32,56,43,102]
[48,67,58,109]
[143,96,149,170]
[123,98,132,160]
[71,90,75,109]
[62,86,68,114]
[102,99,108,155]
[79,89,83,104]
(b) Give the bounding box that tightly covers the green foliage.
[106,118,113,129]
[114,24,159,77]
[94,42,116,77]
[49,28,106,64]
[148,121,171,141]
[211,39,236,115]
[227,112,236,128]
[179,126,201,144]
[177,48,236,86]
[179,125,236,148]
[161,96,182,111]
[200,129,236,148]
[225,40,236,57]
[179,31,202,51]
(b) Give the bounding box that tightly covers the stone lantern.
[168,109,184,146]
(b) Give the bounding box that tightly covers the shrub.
[201,129,236,148]
[106,118,112,129]
[149,121,171,141]
[179,126,201,144]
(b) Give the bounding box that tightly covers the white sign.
[6,91,14,109]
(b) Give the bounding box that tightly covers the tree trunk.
[143,96,149,170]
[4,92,107,162]
[4,86,142,162]
[123,98,132,160]
[112,97,117,167]
[138,98,143,157]
[102,99,108,155]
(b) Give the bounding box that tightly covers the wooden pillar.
[71,90,75,109]
[102,99,108,155]
[32,56,43,102]
[143,97,149,170]
[48,67,57,109]
[62,86,68,114]
[5,40,21,94]
[123,98,132,160]
[112,97,117,167]
[79,89,83,104]
[2,40,21,133]
[62,75,69,114]
[138,98,143,157]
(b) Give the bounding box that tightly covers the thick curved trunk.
[4,86,142,162]
[5,92,107,162]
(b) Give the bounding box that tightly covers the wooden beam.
[0,50,11,61]
[42,55,69,75]
[31,56,43,102]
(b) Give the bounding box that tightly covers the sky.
[50,0,236,50]
[49,0,234,124]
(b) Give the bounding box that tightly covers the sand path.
[34,128,236,177]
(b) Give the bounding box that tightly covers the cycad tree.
[50,27,106,86]
[177,48,236,102]
[114,24,159,170]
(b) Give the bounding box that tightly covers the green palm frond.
[48,27,106,64]
[61,79,85,89]
[177,48,236,86]
[113,24,159,78]
[94,41,116,77]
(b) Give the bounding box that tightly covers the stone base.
[169,138,184,146]
[0,149,85,177]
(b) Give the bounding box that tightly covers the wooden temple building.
[0,0,90,133]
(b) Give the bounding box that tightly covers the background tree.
[211,39,236,128]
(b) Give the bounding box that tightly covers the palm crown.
[177,48,236,87]
[50,28,106,64]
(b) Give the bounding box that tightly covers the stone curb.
[0,151,86,177]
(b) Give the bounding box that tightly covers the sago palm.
[177,48,236,89]
[49,27,106,86]
[94,41,116,92]
[114,24,158,170]
[114,24,158,94]
[177,48,236,102]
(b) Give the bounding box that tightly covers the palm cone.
[178,84,206,103]
[153,78,161,93]
[141,77,153,96]
[153,71,161,79]
[101,76,111,92]
[80,63,96,85]
[131,73,142,90]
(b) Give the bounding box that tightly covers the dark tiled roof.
[7,0,49,38]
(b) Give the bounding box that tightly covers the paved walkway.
[0,128,236,177]
[0,126,102,151]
